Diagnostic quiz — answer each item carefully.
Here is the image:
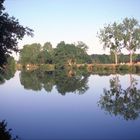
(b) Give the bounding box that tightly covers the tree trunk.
[129,51,133,65]
[129,74,133,88]
[114,53,118,65]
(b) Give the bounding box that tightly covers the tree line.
[18,17,140,67]
[1,0,140,68]
[19,41,92,69]
[20,69,89,95]
[91,53,140,64]
[19,41,140,68]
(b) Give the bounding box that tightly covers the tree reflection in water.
[99,74,140,120]
[20,69,89,95]
[0,67,16,85]
[0,120,19,140]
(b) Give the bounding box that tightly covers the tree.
[53,42,76,69]
[76,41,88,52]
[0,56,16,84]
[19,43,41,65]
[122,18,140,64]
[55,70,89,95]
[43,42,53,53]
[53,41,91,69]
[99,75,140,120]
[0,120,19,140]
[41,42,53,64]
[0,0,33,67]
[98,22,123,64]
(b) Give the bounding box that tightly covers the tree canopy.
[0,0,33,67]
[122,18,140,64]
[99,75,140,120]
[19,43,41,65]
[98,17,140,64]
[19,41,92,69]
[53,41,92,69]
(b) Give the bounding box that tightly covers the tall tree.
[98,22,123,64]
[0,0,33,67]
[122,18,140,64]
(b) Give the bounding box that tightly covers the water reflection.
[20,69,90,95]
[99,74,140,120]
[1,71,140,139]
[0,67,16,85]
[0,120,19,140]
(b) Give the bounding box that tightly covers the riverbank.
[16,63,140,73]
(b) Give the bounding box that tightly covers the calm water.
[0,70,140,140]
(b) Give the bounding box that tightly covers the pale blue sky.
[4,0,140,54]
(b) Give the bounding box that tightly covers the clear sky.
[4,0,140,55]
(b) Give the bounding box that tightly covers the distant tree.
[53,42,76,69]
[19,43,41,65]
[91,54,112,64]
[98,22,123,64]
[37,49,52,64]
[75,42,92,64]
[40,42,53,64]
[122,18,140,64]
[53,41,91,69]
[56,41,66,48]
[0,0,33,67]
[91,54,131,64]
[43,42,53,53]
[76,41,88,52]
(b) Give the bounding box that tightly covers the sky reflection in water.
[0,71,140,140]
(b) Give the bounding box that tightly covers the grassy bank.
[16,63,140,74]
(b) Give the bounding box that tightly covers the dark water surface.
[0,71,140,140]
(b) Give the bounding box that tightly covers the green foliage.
[91,53,140,64]
[91,54,112,64]
[92,64,116,74]
[98,22,123,64]
[39,64,55,71]
[99,76,140,120]
[19,43,41,65]
[19,69,89,95]
[20,70,42,91]
[98,17,140,64]
[19,41,92,69]
[40,42,54,64]
[4,56,16,80]
[0,56,16,84]
[53,41,92,69]
[122,18,140,64]
[0,0,33,67]
[55,70,89,95]
[43,42,53,53]
[135,65,140,73]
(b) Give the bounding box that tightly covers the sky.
[4,0,140,55]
